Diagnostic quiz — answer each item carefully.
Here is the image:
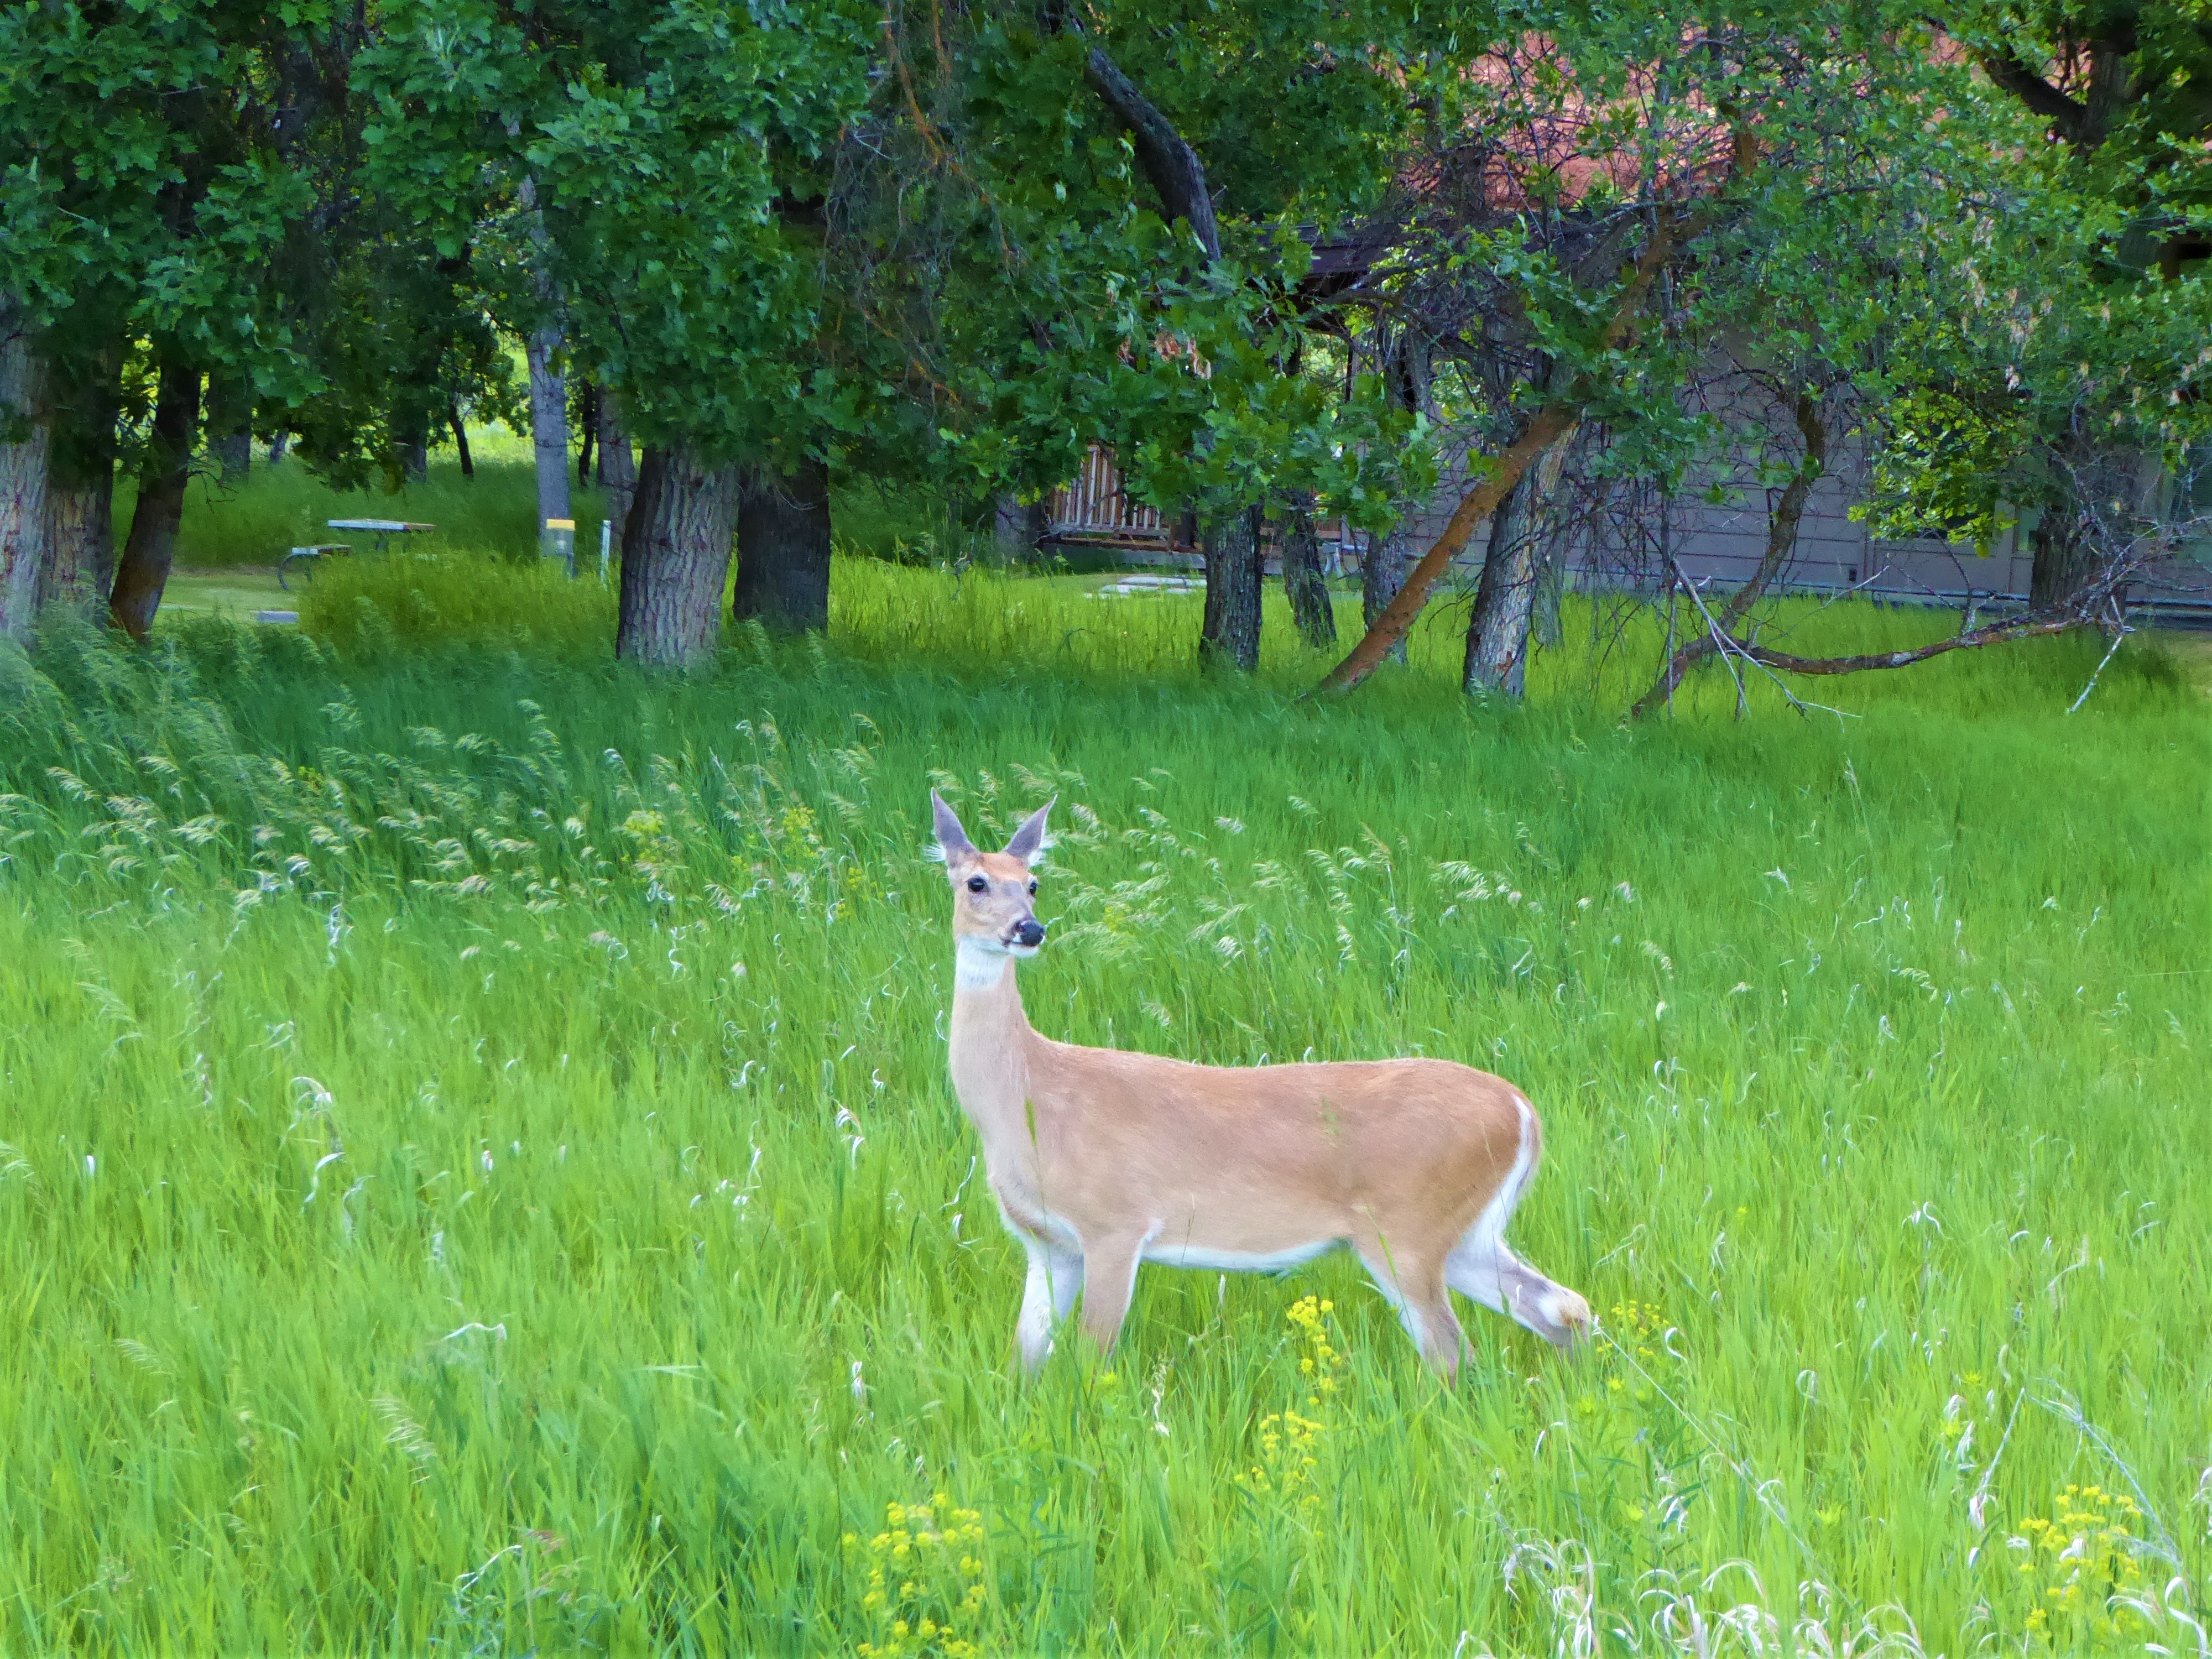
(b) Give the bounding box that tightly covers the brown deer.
[932,792,1589,1376]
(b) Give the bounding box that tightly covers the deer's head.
[931,793,1052,960]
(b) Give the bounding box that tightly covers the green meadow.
[2,486,2206,1652]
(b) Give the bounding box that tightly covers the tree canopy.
[2,0,2205,684]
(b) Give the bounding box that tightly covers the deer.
[931,791,1590,1379]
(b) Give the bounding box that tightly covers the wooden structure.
[1047,445,1365,571]
[1047,446,1175,550]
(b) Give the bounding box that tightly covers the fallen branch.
[1660,547,1849,723]
[1735,612,2089,675]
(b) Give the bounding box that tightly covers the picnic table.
[327,518,437,555]
[280,520,437,590]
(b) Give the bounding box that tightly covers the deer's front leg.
[1015,1237,1083,1375]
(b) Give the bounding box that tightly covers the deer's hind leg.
[1355,1234,1464,1378]
[1446,1232,1589,1351]
[1442,1102,1590,1352]
[1443,1168,1590,1352]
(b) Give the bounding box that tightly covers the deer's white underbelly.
[997,1193,1340,1274]
[1141,1237,1340,1272]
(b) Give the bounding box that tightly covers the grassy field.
[151,424,986,573]
[1,544,2206,1655]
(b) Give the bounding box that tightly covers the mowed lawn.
[0,561,2205,1655]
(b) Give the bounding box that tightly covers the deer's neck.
[948,941,1035,1147]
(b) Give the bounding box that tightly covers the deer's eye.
[1027,880,1038,895]
[966,875,988,893]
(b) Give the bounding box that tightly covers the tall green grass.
[1,570,2206,1654]
[294,543,2194,724]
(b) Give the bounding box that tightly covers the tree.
[1921,3,2212,607]
[1,3,395,641]
[1942,1,2212,271]
[363,0,879,664]
[1311,1,2208,699]
[839,1,1434,671]
[1603,11,2212,716]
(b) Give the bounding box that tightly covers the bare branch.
[2065,607,2130,714]
[1630,389,1828,718]
[1739,613,2088,675]
[1971,48,2091,147]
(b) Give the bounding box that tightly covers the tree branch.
[1739,613,2088,675]
[1970,47,2090,146]
[1083,49,1221,260]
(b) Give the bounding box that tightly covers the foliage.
[1834,5,2212,557]
[836,0,1444,525]
[359,0,886,473]
[0,2,321,391]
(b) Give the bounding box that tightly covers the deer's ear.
[930,792,977,863]
[1004,798,1055,865]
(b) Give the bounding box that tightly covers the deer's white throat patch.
[955,937,1011,989]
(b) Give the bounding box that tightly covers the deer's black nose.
[1014,920,1046,948]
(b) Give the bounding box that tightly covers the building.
[1045,440,2212,623]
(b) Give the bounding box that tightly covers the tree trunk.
[526,322,571,534]
[577,382,598,486]
[36,340,121,618]
[1199,503,1264,670]
[449,402,473,478]
[206,374,252,484]
[1360,529,1409,664]
[1279,489,1335,647]
[1531,547,1567,649]
[2029,523,2100,611]
[597,387,637,546]
[1462,474,1539,696]
[1514,435,1582,653]
[615,444,744,665]
[38,453,113,618]
[0,310,51,639]
[517,176,572,537]
[992,494,1049,562]
[733,456,833,634]
[108,355,201,641]
[397,419,429,484]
